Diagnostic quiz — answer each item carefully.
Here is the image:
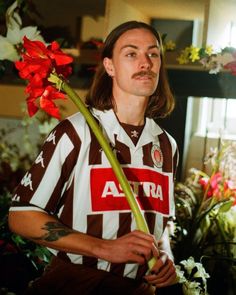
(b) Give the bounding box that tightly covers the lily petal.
[6,26,22,44]
[21,26,45,43]
[0,36,19,61]
[6,0,22,30]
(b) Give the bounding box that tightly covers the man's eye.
[148,52,159,58]
[126,52,136,57]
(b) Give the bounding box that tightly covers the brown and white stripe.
[10,108,178,280]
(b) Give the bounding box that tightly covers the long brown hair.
[86,21,175,119]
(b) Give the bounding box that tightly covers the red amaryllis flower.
[224,52,236,75]
[27,85,66,118]
[15,36,73,118]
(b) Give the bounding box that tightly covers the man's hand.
[98,230,156,264]
[143,250,177,288]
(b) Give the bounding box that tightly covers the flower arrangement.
[158,34,236,75]
[0,111,55,294]
[172,141,236,294]
[176,44,236,75]
[176,256,210,295]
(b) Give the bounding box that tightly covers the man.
[9,21,179,294]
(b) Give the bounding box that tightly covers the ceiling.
[31,0,207,46]
[124,0,206,20]
[34,0,206,23]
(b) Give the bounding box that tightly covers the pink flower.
[224,52,236,75]
[224,61,236,75]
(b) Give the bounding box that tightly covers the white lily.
[5,0,22,30]
[176,265,187,284]
[177,257,210,295]
[0,35,19,61]
[193,263,210,282]
[183,281,202,295]
[180,256,196,275]
[0,0,45,62]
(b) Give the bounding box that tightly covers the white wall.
[104,0,150,36]
[206,0,236,50]
[81,16,105,42]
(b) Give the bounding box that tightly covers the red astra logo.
[90,168,170,214]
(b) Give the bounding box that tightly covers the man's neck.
[113,95,148,126]
[115,109,145,126]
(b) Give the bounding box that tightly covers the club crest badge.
[151,144,163,168]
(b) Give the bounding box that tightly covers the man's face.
[104,28,161,99]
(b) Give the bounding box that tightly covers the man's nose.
[139,54,152,70]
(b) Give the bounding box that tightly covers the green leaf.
[218,200,233,213]
[11,233,26,246]
[200,214,211,233]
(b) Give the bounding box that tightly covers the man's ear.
[103,57,114,77]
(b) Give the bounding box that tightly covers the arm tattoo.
[33,222,75,242]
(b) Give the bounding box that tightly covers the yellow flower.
[177,55,189,64]
[164,40,176,51]
[205,45,213,56]
[189,46,200,62]
[177,47,191,64]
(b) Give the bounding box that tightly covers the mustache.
[132,70,157,79]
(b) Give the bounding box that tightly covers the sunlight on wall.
[206,0,236,50]
[81,16,105,42]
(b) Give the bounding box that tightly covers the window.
[196,97,236,139]
[229,21,236,47]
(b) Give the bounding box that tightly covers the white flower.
[177,257,209,295]
[7,25,45,45]
[0,1,45,61]
[193,263,210,282]
[183,281,202,295]
[5,0,22,30]
[180,256,196,275]
[0,35,18,61]
[208,63,222,74]
[176,265,187,284]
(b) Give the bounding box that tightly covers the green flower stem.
[215,217,232,259]
[49,73,156,270]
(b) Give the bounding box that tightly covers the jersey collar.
[91,108,163,149]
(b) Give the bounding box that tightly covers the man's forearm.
[8,210,103,258]
[33,221,75,242]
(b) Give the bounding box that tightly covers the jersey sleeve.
[10,119,81,215]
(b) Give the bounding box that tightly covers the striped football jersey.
[10,108,178,280]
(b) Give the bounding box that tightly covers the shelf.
[1,51,236,98]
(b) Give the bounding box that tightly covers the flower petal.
[26,96,39,117]
[20,26,45,43]
[224,61,236,75]
[0,36,19,61]
[6,26,21,44]
[23,36,48,58]
[40,98,60,119]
